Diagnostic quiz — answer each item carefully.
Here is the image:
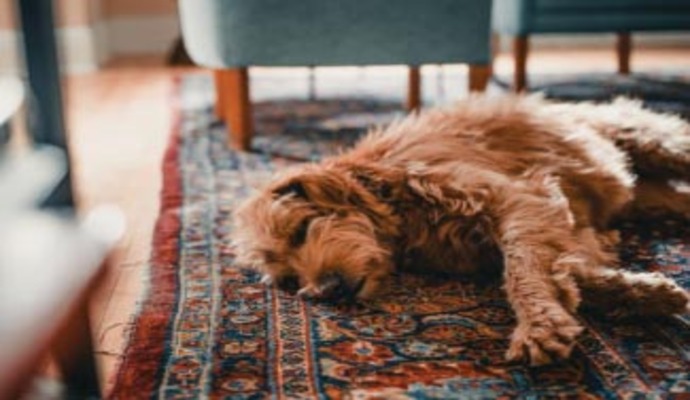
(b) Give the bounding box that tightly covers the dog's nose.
[297,272,366,302]
[319,272,360,301]
[319,272,348,298]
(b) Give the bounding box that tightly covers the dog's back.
[343,95,683,227]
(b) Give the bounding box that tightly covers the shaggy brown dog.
[233,95,690,365]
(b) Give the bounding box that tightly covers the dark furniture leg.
[469,64,491,92]
[617,32,631,75]
[513,35,529,92]
[216,68,253,150]
[53,302,101,399]
[406,66,422,111]
[0,123,9,146]
[214,70,228,120]
[17,0,74,209]
[16,1,99,397]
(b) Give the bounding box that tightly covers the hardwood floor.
[64,58,194,391]
[65,48,689,394]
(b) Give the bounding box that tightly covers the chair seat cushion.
[494,0,690,35]
[179,0,492,68]
[535,0,690,12]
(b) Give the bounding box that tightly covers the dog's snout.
[317,271,364,301]
[319,272,348,298]
[276,275,300,294]
[297,272,365,302]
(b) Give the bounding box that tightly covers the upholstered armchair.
[178,0,493,150]
[492,0,690,91]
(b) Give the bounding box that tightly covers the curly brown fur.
[233,94,690,366]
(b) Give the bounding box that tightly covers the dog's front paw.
[506,314,583,366]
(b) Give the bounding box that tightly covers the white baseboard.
[2,21,688,76]
[58,25,103,74]
[104,15,179,56]
[94,22,111,65]
[0,15,179,76]
[0,26,103,75]
[0,30,20,75]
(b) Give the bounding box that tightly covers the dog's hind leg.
[612,120,690,180]
[570,263,689,318]
[551,98,690,179]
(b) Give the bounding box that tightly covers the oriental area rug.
[110,73,690,399]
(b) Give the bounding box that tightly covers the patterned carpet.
[494,73,690,121]
[110,74,690,399]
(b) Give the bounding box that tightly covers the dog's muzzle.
[298,271,366,301]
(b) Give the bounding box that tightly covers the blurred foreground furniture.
[0,149,124,399]
[492,0,690,91]
[178,0,493,150]
[0,1,123,398]
[0,77,23,145]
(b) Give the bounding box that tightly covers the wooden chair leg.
[617,32,631,75]
[468,64,491,92]
[213,70,227,120]
[406,66,421,111]
[215,68,253,151]
[513,35,529,92]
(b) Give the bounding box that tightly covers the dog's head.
[232,163,401,301]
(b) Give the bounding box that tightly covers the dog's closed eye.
[274,181,308,200]
[290,218,312,247]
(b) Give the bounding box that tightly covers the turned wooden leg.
[617,32,631,75]
[513,35,529,92]
[215,67,253,151]
[213,70,228,120]
[468,64,491,92]
[406,66,421,111]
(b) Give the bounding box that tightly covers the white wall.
[1,10,688,76]
[0,0,179,75]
